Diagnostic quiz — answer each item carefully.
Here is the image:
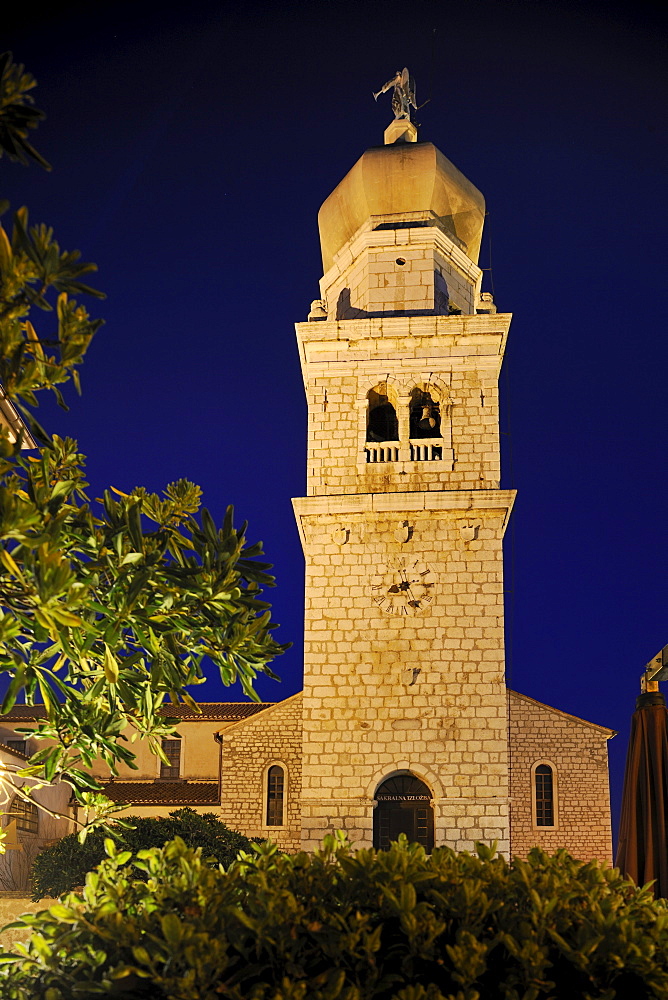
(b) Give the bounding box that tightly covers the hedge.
[2,834,667,999]
[30,808,259,900]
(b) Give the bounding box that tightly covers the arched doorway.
[373,773,434,851]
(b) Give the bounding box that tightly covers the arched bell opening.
[373,772,434,851]
[409,387,441,439]
[366,386,399,443]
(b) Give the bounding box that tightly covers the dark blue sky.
[4,0,667,845]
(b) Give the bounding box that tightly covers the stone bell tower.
[293,112,515,853]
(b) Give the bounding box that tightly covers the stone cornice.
[295,314,511,386]
[296,312,511,344]
[293,489,516,546]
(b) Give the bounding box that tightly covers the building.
[0,703,267,888]
[216,116,616,860]
[0,703,269,818]
[0,116,615,870]
[0,736,71,891]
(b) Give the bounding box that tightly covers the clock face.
[370,558,435,616]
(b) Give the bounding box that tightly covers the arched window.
[409,387,441,439]
[534,764,555,827]
[6,796,39,835]
[266,765,285,826]
[373,772,434,851]
[366,387,398,443]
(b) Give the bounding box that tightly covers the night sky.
[3,0,667,849]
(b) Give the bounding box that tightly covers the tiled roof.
[0,706,46,720]
[102,781,219,805]
[162,703,273,721]
[0,703,273,722]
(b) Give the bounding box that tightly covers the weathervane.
[373,67,417,120]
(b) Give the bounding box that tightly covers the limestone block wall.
[508,690,615,863]
[327,245,438,319]
[306,372,500,496]
[298,316,508,497]
[435,258,476,317]
[218,695,303,851]
[296,500,514,854]
[325,245,476,319]
[319,218,481,321]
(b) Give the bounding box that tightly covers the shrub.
[30,808,258,900]
[3,834,668,999]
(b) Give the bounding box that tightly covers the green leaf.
[120,552,143,566]
[0,546,22,578]
[103,644,119,683]
[127,503,143,551]
[47,903,77,922]
[160,912,183,945]
[63,768,103,791]
[1,664,25,713]
[49,479,74,502]
[50,607,83,628]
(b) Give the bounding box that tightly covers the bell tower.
[293,112,515,853]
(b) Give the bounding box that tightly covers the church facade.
[0,119,616,874]
[218,119,615,860]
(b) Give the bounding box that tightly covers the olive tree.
[0,52,287,837]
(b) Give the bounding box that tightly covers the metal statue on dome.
[373,67,417,120]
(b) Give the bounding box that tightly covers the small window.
[6,796,39,835]
[5,739,27,756]
[266,765,284,826]
[160,738,181,779]
[434,270,449,314]
[535,764,554,826]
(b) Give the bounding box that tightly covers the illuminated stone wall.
[214,135,614,861]
[297,314,507,498]
[294,177,515,853]
[319,219,480,320]
[508,690,614,862]
[294,497,513,853]
[218,695,303,851]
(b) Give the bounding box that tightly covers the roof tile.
[0,703,273,722]
[102,781,219,805]
[0,742,28,759]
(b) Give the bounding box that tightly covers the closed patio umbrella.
[616,646,668,898]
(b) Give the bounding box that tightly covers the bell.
[421,406,436,428]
